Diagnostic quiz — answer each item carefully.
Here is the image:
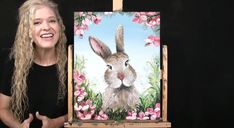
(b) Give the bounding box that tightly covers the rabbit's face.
[104,52,137,89]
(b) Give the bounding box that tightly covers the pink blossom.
[146,15,160,28]
[132,12,160,29]
[93,16,102,24]
[78,101,89,111]
[89,105,96,110]
[132,12,147,23]
[139,14,147,22]
[146,12,158,16]
[74,102,82,111]
[132,17,143,23]
[155,15,160,25]
[146,18,158,28]
[74,70,86,86]
[155,103,160,109]
[75,100,97,120]
[154,103,161,118]
[74,12,104,37]
[78,12,85,17]
[85,99,93,105]
[77,111,92,120]
[74,86,87,102]
[81,104,89,111]
[145,108,154,116]
[74,87,86,95]
[145,35,160,47]
[74,100,98,120]
[137,112,149,120]
[82,18,92,26]
[94,110,109,120]
[148,103,161,119]
[77,111,83,118]
[77,95,85,102]
[74,26,84,37]
[126,111,137,120]
[74,24,89,38]
[155,110,160,118]
[150,114,157,120]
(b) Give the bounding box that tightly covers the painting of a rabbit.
[73,12,161,121]
[89,25,139,111]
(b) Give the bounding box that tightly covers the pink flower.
[77,111,92,120]
[145,108,154,116]
[146,18,158,28]
[81,104,89,111]
[150,114,157,120]
[93,16,102,24]
[132,17,143,23]
[145,35,160,47]
[89,105,96,110]
[74,24,89,38]
[126,111,137,120]
[133,12,160,28]
[137,112,149,120]
[74,70,86,86]
[82,18,92,26]
[74,102,82,111]
[75,99,97,120]
[148,103,161,120]
[155,103,160,109]
[78,101,89,111]
[78,12,85,17]
[74,86,87,102]
[94,110,109,120]
[155,15,160,25]
[139,14,147,22]
[154,103,161,118]
[74,26,84,37]
[146,12,158,16]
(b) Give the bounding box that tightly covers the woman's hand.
[36,111,61,128]
[20,113,33,128]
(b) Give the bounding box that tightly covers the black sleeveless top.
[0,59,67,128]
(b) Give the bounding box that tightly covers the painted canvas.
[73,12,161,121]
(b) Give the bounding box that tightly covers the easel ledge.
[65,45,171,128]
[65,121,171,128]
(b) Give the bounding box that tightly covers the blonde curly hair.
[10,0,67,121]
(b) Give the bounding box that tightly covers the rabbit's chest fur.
[102,85,139,111]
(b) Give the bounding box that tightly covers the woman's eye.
[125,60,129,67]
[107,65,112,70]
[33,21,41,25]
[49,19,57,23]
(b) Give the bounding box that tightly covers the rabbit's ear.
[89,36,112,59]
[116,25,124,53]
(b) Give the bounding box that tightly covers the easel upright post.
[113,0,123,11]
[162,45,168,122]
[67,45,73,123]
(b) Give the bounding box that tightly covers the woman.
[0,0,67,127]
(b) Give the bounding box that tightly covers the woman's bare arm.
[0,93,21,128]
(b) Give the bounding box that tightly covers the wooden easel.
[65,45,170,128]
[65,1,171,127]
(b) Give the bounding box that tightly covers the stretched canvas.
[73,12,161,121]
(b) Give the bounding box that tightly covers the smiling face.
[31,5,60,50]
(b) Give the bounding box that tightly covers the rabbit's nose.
[117,72,125,81]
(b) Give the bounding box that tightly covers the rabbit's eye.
[107,64,112,70]
[125,60,129,67]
